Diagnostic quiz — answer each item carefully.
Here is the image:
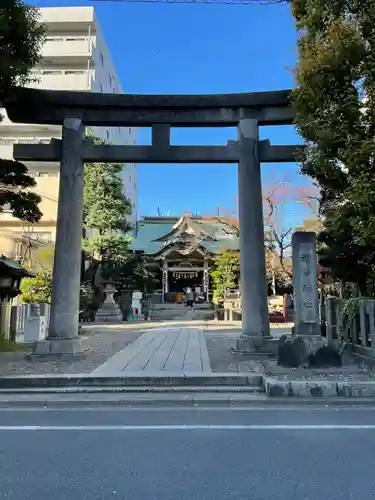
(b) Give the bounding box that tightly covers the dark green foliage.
[117,253,158,293]
[210,250,240,304]
[0,1,45,222]
[83,133,133,281]
[292,0,375,294]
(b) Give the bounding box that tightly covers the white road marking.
[0,424,375,431]
[0,406,372,413]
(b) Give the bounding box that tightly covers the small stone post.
[203,259,209,302]
[237,119,270,349]
[292,231,320,336]
[162,259,168,303]
[33,117,88,355]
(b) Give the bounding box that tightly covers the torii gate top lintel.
[5,87,294,127]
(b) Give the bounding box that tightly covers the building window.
[100,52,104,66]
[100,84,103,93]
[108,73,112,87]
[66,37,85,42]
[106,130,110,141]
[129,127,131,134]
[43,70,62,75]
[65,70,85,75]
[129,176,132,182]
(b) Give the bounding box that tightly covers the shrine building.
[130,213,239,302]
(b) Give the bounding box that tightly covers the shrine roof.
[130,215,239,256]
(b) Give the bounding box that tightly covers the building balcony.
[41,38,93,63]
[28,72,91,91]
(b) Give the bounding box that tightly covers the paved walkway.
[92,326,211,374]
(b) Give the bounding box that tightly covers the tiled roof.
[0,256,35,277]
[130,216,239,256]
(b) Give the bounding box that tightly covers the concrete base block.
[236,336,278,355]
[31,336,91,359]
[264,378,339,398]
[301,335,328,355]
[336,381,375,398]
[263,378,290,397]
[292,324,321,336]
[289,381,337,398]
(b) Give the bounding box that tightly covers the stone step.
[0,385,264,394]
[0,373,263,389]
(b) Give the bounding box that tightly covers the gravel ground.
[206,337,263,373]
[0,324,150,375]
[206,336,375,381]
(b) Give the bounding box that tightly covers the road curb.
[0,393,375,408]
[2,372,375,399]
[263,377,375,398]
[0,373,263,389]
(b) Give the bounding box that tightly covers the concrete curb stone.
[336,381,375,398]
[1,372,375,398]
[264,377,375,398]
[0,373,263,389]
[264,378,339,398]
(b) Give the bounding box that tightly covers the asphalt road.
[1,405,375,500]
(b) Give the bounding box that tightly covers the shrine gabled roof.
[130,215,239,256]
[0,256,35,277]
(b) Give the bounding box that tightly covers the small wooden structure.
[0,255,34,337]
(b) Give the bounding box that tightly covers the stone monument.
[278,231,333,367]
[95,281,123,323]
[24,303,47,343]
[292,231,320,336]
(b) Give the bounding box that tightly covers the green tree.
[210,250,240,304]
[292,0,375,294]
[117,253,158,293]
[0,1,45,222]
[20,267,52,304]
[83,134,133,280]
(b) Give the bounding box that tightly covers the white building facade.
[0,6,138,231]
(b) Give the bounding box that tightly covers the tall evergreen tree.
[0,1,45,222]
[292,0,375,293]
[83,134,133,279]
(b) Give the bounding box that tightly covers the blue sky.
[32,0,312,227]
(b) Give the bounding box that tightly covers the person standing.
[185,287,194,309]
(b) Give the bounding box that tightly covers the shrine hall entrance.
[163,264,209,304]
[169,270,203,294]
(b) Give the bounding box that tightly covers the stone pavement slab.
[92,326,211,374]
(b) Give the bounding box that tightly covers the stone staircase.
[149,303,214,321]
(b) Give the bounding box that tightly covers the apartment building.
[0,6,138,266]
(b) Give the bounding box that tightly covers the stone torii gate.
[6,87,302,355]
